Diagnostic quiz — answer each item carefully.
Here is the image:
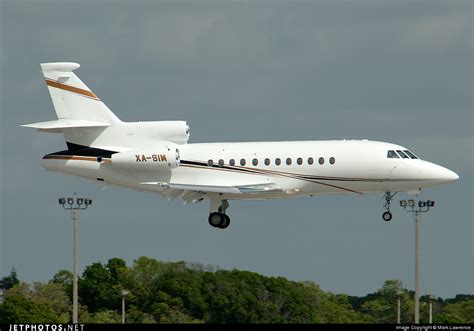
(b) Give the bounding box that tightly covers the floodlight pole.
[121,290,129,324]
[72,207,78,324]
[122,294,125,324]
[415,210,420,324]
[397,295,401,324]
[59,193,92,324]
[428,293,434,324]
[396,288,402,324]
[399,199,435,324]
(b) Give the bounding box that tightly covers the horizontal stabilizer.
[141,182,280,194]
[21,119,110,133]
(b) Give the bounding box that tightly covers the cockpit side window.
[403,150,419,159]
[387,150,399,158]
[396,150,409,159]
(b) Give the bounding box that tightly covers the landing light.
[59,198,66,205]
[418,201,426,208]
[400,200,407,207]
[427,200,435,207]
[67,198,74,205]
[408,200,415,207]
[77,198,84,205]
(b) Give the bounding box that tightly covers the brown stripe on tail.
[45,78,100,101]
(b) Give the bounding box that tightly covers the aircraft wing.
[168,182,280,194]
[140,182,281,203]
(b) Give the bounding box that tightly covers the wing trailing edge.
[140,182,281,194]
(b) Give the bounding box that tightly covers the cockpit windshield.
[403,150,419,159]
[387,149,419,159]
[396,150,409,159]
[387,150,399,158]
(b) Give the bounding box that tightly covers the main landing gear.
[208,212,230,229]
[208,198,230,229]
[382,191,396,222]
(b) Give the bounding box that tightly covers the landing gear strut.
[208,198,230,229]
[382,191,396,222]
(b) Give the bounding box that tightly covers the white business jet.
[22,63,459,229]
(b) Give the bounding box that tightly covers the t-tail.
[22,62,190,151]
[21,62,121,147]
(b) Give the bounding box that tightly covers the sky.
[0,0,472,299]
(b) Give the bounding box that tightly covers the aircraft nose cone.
[443,168,459,182]
[432,164,459,183]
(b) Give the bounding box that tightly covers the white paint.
[24,63,459,226]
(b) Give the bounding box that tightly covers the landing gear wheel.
[382,211,392,222]
[218,214,230,229]
[208,213,222,227]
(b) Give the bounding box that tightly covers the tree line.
[0,257,472,323]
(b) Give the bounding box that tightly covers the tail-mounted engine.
[132,121,190,145]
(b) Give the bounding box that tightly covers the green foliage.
[127,305,156,323]
[50,269,73,302]
[51,269,73,287]
[317,293,366,323]
[31,282,71,322]
[152,303,203,323]
[81,310,122,323]
[0,294,62,323]
[445,294,474,304]
[435,299,474,323]
[1,282,71,323]
[0,268,19,290]
[78,258,127,312]
[107,258,127,282]
[0,258,472,324]
[356,280,413,323]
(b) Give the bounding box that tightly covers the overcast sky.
[1,0,472,299]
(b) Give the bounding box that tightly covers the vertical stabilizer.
[24,62,188,150]
[40,62,121,124]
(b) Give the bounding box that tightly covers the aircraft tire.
[218,214,231,229]
[382,212,392,222]
[208,212,223,228]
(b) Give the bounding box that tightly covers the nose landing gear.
[382,191,396,222]
[382,211,392,222]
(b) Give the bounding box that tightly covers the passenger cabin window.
[387,150,399,158]
[396,150,409,159]
[319,157,324,165]
[308,157,314,165]
[207,159,214,166]
[286,158,292,165]
[252,158,258,166]
[229,159,235,166]
[218,159,225,166]
[297,158,303,165]
[403,150,419,159]
[329,157,335,165]
[240,159,246,166]
[264,158,270,166]
[275,158,281,166]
